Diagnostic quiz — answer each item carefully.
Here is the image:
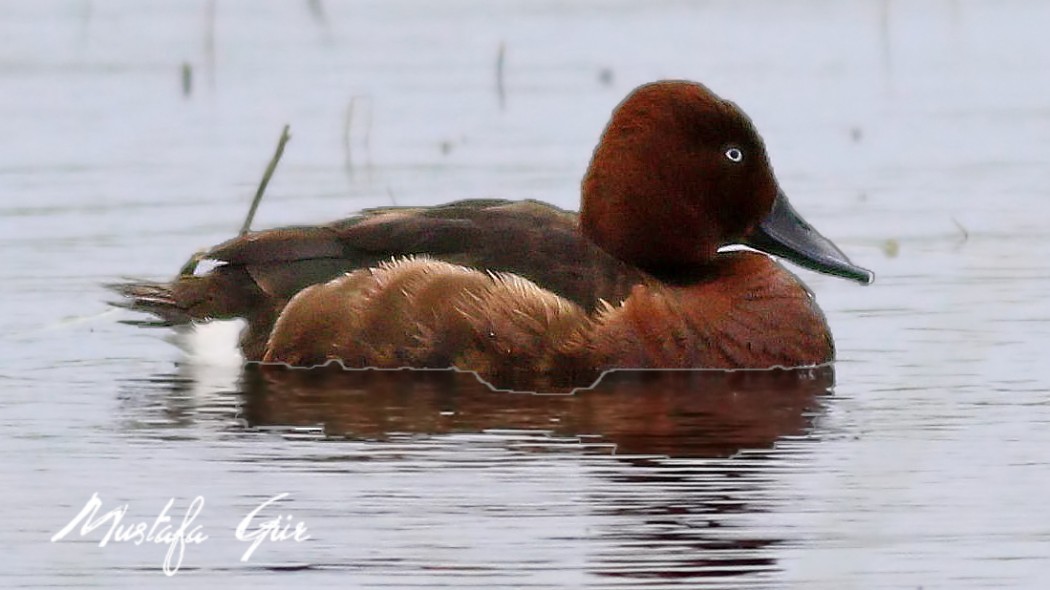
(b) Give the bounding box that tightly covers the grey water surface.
[3,1,1049,588]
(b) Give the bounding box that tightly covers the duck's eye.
[725,147,744,163]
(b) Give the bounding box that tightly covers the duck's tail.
[107,279,196,327]
[107,268,283,360]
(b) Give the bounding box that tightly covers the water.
[3,0,1049,587]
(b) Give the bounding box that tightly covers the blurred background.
[2,1,1049,588]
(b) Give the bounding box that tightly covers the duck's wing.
[109,199,642,359]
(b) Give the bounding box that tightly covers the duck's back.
[113,199,645,359]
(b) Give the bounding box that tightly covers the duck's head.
[581,80,872,285]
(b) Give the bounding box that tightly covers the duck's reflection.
[240,365,832,581]
[239,364,832,459]
[120,364,833,583]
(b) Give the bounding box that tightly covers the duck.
[112,80,872,388]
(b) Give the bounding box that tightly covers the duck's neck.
[575,215,720,286]
[636,259,729,287]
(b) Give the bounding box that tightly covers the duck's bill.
[743,190,874,285]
